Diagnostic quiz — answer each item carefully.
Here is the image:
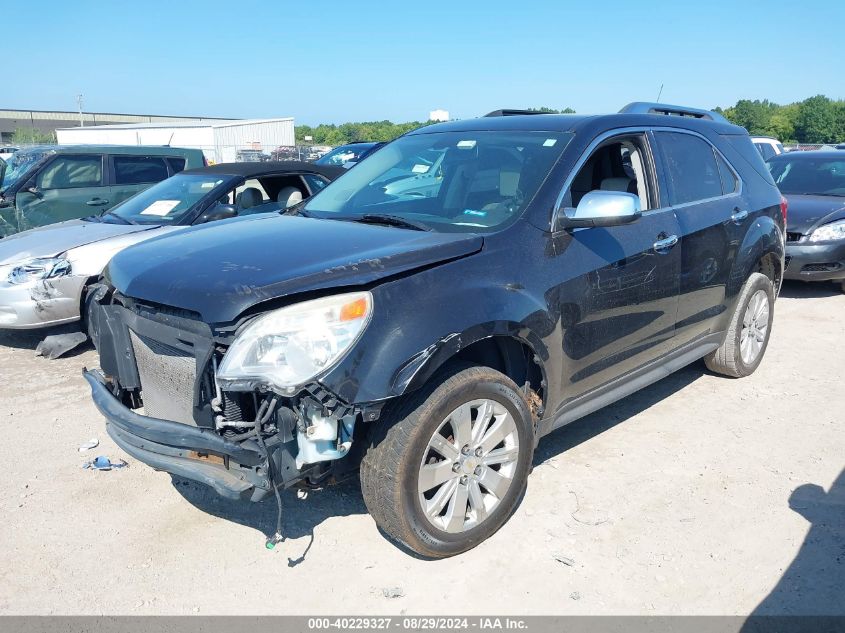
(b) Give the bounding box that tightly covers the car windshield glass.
[315,144,375,166]
[304,131,573,232]
[768,156,845,196]
[108,174,232,224]
[0,149,50,193]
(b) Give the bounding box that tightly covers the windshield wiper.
[100,211,133,225]
[352,214,432,231]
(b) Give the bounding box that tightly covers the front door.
[548,132,681,406]
[14,154,105,231]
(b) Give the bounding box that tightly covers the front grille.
[129,330,197,425]
[801,263,841,273]
[786,232,802,242]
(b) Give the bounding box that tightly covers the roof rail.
[483,109,548,117]
[619,102,728,123]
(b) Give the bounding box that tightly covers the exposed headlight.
[8,257,72,285]
[809,220,845,242]
[217,291,373,393]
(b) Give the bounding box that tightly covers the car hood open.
[0,219,158,265]
[107,214,484,323]
[784,194,845,235]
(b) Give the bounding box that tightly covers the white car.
[751,136,785,160]
[0,162,339,330]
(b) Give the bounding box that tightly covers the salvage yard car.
[84,103,785,558]
[767,150,845,292]
[0,145,205,237]
[0,162,341,330]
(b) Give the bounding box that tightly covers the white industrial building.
[55,118,295,163]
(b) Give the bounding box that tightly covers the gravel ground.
[0,281,842,615]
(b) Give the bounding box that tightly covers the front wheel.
[705,272,774,377]
[360,364,534,558]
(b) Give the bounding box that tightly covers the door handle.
[86,198,109,206]
[653,234,678,252]
[731,208,748,223]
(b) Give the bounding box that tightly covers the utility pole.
[76,94,84,127]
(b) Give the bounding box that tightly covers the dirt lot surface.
[0,281,842,616]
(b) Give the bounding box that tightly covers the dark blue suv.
[85,103,785,558]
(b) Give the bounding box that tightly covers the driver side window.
[564,135,653,211]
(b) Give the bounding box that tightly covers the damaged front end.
[84,285,382,502]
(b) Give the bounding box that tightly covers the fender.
[390,321,549,397]
[727,212,784,301]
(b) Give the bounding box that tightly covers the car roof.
[12,144,203,155]
[409,112,745,136]
[181,161,345,179]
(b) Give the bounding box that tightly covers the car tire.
[705,272,774,378]
[840,280,845,294]
[360,363,534,558]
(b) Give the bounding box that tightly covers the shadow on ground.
[743,468,845,620]
[173,474,367,565]
[534,361,705,464]
[779,280,843,299]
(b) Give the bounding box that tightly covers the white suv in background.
[752,136,785,160]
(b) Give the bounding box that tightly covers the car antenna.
[656,83,664,103]
[165,132,174,147]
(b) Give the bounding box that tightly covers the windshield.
[315,144,376,166]
[0,149,50,193]
[304,130,573,232]
[107,173,233,224]
[768,156,845,196]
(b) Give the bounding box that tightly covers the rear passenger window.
[166,157,186,174]
[113,156,169,185]
[656,132,723,205]
[715,152,738,195]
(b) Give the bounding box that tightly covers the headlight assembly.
[8,257,72,285]
[217,291,373,393]
[808,220,845,242]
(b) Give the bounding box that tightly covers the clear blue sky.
[5,0,843,125]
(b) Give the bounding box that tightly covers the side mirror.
[198,203,237,224]
[553,190,641,231]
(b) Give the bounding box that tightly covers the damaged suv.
[85,103,785,558]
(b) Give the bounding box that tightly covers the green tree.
[794,95,839,144]
[10,126,56,144]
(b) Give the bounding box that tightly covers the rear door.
[108,154,171,208]
[652,130,745,348]
[14,153,105,231]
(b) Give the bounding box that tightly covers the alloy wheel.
[417,398,520,533]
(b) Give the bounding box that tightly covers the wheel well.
[453,337,546,417]
[756,252,781,290]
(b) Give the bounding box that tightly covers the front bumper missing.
[84,369,272,501]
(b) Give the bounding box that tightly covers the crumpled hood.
[785,194,845,235]
[107,214,484,323]
[0,219,157,265]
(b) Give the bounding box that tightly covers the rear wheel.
[705,272,774,377]
[360,364,534,558]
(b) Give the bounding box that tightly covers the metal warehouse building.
[55,118,295,163]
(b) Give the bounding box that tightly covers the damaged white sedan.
[0,161,342,331]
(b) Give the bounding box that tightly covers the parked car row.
[0,103,817,558]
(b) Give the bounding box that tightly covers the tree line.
[295,97,845,147]
[715,95,845,144]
